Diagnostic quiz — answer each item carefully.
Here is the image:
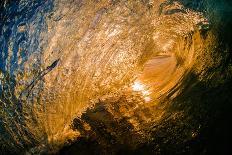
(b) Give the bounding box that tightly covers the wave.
[0,0,232,154]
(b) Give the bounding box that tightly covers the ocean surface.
[0,0,232,154]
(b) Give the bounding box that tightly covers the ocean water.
[0,0,232,154]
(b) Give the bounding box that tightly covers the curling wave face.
[1,0,230,154]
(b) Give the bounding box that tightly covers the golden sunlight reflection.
[132,81,151,102]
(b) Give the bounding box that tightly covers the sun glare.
[132,81,151,102]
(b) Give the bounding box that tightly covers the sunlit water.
[0,0,232,154]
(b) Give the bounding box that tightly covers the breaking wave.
[0,0,232,154]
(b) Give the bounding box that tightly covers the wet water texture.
[0,0,232,154]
